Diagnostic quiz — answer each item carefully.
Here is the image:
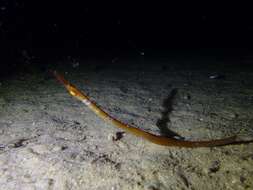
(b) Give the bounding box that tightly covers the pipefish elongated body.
[53,71,252,148]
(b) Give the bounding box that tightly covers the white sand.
[0,59,253,190]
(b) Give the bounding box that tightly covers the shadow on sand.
[156,88,184,139]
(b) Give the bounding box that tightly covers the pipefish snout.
[53,71,253,148]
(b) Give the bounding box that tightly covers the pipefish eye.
[70,90,76,96]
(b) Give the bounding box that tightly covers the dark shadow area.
[156,88,184,139]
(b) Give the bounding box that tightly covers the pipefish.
[53,71,253,148]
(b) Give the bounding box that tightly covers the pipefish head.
[66,84,88,101]
[53,70,88,101]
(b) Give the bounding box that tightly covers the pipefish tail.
[53,71,253,148]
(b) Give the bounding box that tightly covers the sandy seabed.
[0,58,253,190]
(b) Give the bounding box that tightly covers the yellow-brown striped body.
[53,71,252,148]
